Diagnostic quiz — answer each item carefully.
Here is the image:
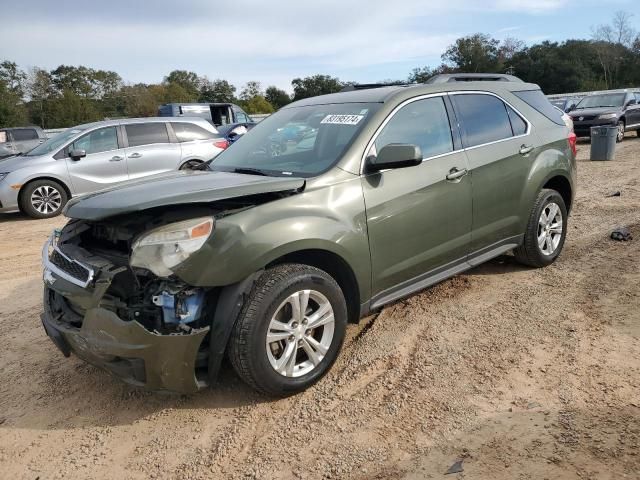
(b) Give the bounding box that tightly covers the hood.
[64,170,305,221]
[0,153,53,171]
[569,107,621,118]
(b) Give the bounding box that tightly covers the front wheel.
[228,264,347,396]
[514,189,568,268]
[19,179,68,219]
[616,121,625,142]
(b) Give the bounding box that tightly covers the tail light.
[568,132,577,157]
[214,139,229,150]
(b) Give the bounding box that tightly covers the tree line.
[1,11,638,129]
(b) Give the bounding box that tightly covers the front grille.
[573,115,596,122]
[50,250,91,282]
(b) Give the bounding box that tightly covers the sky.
[1,0,638,93]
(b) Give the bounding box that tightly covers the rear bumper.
[41,236,209,394]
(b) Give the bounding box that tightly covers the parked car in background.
[158,102,255,128]
[0,127,47,159]
[549,97,581,112]
[216,122,258,144]
[0,117,227,218]
[41,74,576,396]
[568,91,640,142]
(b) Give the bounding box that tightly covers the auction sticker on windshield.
[321,114,364,125]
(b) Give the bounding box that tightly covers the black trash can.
[590,126,618,161]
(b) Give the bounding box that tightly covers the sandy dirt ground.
[0,136,638,480]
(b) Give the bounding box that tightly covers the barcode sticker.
[320,114,364,125]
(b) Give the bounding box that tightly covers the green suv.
[41,74,577,396]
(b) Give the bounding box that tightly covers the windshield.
[210,103,380,177]
[575,94,626,109]
[24,127,87,156]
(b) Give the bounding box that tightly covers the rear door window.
[452,94,513,147]
[71,127,119,155]
[11,128,39,141]
[171,122,216,142]
[374,96,454,159]
[126,123,170,147]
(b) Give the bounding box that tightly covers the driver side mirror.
[69,149,86,161]
[565,105,575,112]
[626,99,637,107]
[366,143,422,173]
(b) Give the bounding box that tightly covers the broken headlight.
[130,217,214,277]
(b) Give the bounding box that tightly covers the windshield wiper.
[232,167,269,176]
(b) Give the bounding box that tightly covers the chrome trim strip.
[42,234,95,288]
[359,90,534,174]
[625,122,640,129]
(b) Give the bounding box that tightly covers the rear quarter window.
[513,90,565,126]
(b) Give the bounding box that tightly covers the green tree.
[199,78,236,103]
[0,61,27,97]
[26,67,54,128]
[0,82,27,127]
[241,95,275,114]
[442,33,501,72]
[240,81,262,101]
[265,86,291,109]
[291,74,344,100]
[164,70,200,100]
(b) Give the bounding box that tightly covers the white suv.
[0,117,228,218]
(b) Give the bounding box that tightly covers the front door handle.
[519,144,535,155]
[446,167,468,181]
[128,152,142,159]
[110,155,124,162]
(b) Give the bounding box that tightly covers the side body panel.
[173,172,373,303]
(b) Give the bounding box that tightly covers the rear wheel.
[228,264,347,396]
[514,189,568,268]
[616,121,625,142]
[19,180,68,219]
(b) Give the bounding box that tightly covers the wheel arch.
[542,174,573,213]
[18,176,72,204]
[266,248,362,324]
[178,158,205,169]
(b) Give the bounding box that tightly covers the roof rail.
[340,83,411,92]
[426,73,524,84]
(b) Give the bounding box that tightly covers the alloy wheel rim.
[31,186,62,215]
[537,202,563,256]
[266,289,335,378]
[618,123,625,141]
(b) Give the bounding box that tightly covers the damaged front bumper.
[41,235,210,394]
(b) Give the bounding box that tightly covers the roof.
[285,80,541,108]
[72,116,214,130]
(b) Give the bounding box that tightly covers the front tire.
[228,264,347,396]
[514,189,568,268]
[179,160,204,170]
[19,179,68,219]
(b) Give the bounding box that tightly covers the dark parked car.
[158,102,255,128]
[568,92,640,142]
[0,126,47,159]
[42,74,576,396]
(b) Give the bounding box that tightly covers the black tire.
[19,179,68,219]
[616,121,625,143]
[179,159,204,170]
[636,129,640,137]
[514,189,568,268]
[228,263,347,396]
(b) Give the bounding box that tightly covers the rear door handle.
[519,144,535,155]
[110,155,124,162]
[446,167,468,181]
[128,153,142,159]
